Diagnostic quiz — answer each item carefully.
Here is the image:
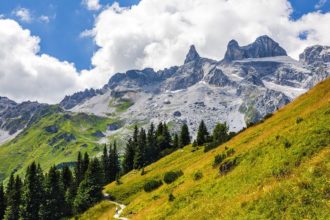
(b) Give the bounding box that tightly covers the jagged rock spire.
[184,45,200,64]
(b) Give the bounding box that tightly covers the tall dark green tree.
[101,145,111,183]
[74,158,103,213]
[197,120,209,146]
[81,152,90,178]
[109,141,120,181]
[172,133,179,149]
[4,175,22,220]
[40,167,65,220]
[134,128,146,169]
[212,123,229,144]
[122,138,135,173]
[0,182,5,220]
[179,123,190,148]
[61,166,74,217]
[74,152,83,185]
[61,165,73,192]
[21,162,44,220]
[162,123,172,149]
[146,123,157,163]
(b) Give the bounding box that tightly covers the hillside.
[101,77,330,219]
[0,111,121,182]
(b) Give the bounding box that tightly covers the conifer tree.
[74,158,103,213]
[109,141,120,181]
[61,165,73,192]
[197,120,209,146]
[122,138,135,173]
[146,123,157,163]
[173,133,179,149]
[4,174,22,220]
[162,123,172,149]
[0,182,5,220]
[81,152,90,177]
[134,128,146,169]
[212,123,229,144]
[179,123,191,148]
[40,167,65,220]
[101,145,110,183]
[61,166,73,217]
[21,162,44,220]
[74,152,83,185]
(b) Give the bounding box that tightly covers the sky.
[0,0,329,103]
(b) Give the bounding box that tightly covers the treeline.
[122,123,191,173]
[0,143,120,220]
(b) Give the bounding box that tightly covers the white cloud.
[0,19,85,103]
[89,0,330,74]
[39,15,50,23]
[13,8,32,23]
[315,0,327,9]
[83,0,102,11]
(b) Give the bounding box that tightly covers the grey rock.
[299,45,330,66]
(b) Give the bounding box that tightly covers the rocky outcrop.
[184,45,200,64]
[60,88,104,110]
[224,35,287,61]
[299,45,330,66]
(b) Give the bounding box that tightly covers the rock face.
[59,36,329,135]
[224,35,287,61]
[299,45,330,66]
[60,88,104,110]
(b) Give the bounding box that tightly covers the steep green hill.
[0,110,119,182]
[102,78,330,219]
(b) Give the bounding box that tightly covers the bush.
[204,142,218,152]
[168,193,175,202]
[296,117,303,124]
[143,179,163,192]
[193,171,203,180]
[163,170,183,184]
[219,157,238,175]
[213,153,226,167]
[283,140,291,148]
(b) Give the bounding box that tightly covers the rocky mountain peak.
[224,35,287,61]
[184,45,200,64]
[299,45,330,66]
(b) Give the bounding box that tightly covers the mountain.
[59,36,330,136]
[97,77,330,219]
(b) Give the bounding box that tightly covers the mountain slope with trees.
[100,77,330,219]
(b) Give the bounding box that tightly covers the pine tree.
[21,162,44,220]
[172,133,179,149]
[212,123,229,145]
[109,141,120,182]
[179,123,190,148]
[74,158,103,213]
[4,174,22,220]
[74,152,83,185]
[122,138,135,173]
[101,145,110,183]
[40,167,65,220]
[197,120,209,146]
[162,123,172,149]
[0,182,5,220]
[81,152,90,177]
[61,165,73,192]
[134,128,146,169]
[146,123,157,163]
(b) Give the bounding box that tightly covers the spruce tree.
[21,162,44,220]
[40,167,65,220]
[0,182,5,220]
[162,123,172,149]
[146,123,157,163]
[61,165,73,192]
[212,123,229,145]
[173,133,179,149]
[134,128,146,169]
[4,174,22,220]
[122,138,135,173]
[81,152,90,178]
[74,158,103,213]
[197,120,209,146]
[74,152,83,185]
[179,123,190,148]
[109,141,120,181]
[61,166,73,217]
[101,145,110,183]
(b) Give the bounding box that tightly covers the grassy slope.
[103,78,330,219]
[0,112,116,182]
[76,201,116,220]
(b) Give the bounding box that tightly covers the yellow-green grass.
[0,112,116,182]
[75,200,116,220]
[101,78,330,219]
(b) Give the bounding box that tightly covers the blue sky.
[0,0,328,71]
[0,0,140,70]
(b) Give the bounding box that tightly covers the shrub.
[163,170,183,184]
[296,117,303,124]
[225,148,235,157]
[168,193,175,202]
[283,140,291,148]
[219,157,238,175]
[143,179,163,192]
[213,153,226,167]
[193,171,203,180]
